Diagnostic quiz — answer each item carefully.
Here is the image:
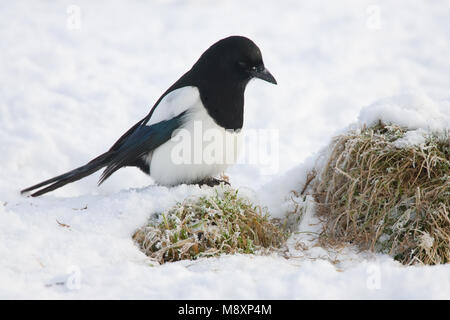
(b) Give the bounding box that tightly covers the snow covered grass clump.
[314,122,449,265]
[133,186,287,263]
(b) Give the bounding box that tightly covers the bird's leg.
[196,177,230,187]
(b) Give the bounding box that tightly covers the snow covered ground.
[1,0,449,299]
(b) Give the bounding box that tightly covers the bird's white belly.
[148,107,242,186]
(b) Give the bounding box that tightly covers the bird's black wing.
[21,112,186,197]
[106,75,193,153]
[20,70,195,197]
[98,111,187,185]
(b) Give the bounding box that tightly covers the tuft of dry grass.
[314,123,449,265]
[133,186,287,264]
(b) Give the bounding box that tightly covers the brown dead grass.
[133,186,287,264]
[314,123,449,265]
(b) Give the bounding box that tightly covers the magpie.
[21,36,277,197]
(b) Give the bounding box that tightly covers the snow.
[358,93,450,132]
[357,92,449,148]
[392,128,428,148]
[1,0,450,299]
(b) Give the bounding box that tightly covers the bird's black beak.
[251,67,277,85]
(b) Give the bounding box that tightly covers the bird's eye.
[251,66,258,71]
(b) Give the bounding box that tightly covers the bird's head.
[193,36,277,86]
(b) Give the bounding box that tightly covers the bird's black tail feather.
[20,152,113,197]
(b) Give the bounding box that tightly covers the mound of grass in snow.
[133,186,287,264]
[314,123,449,265]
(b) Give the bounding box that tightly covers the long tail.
[20,152,113,197]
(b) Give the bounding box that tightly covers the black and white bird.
[21,36,277,197]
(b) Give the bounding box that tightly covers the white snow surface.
[1,0,449,299]
[358,93,450,131]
